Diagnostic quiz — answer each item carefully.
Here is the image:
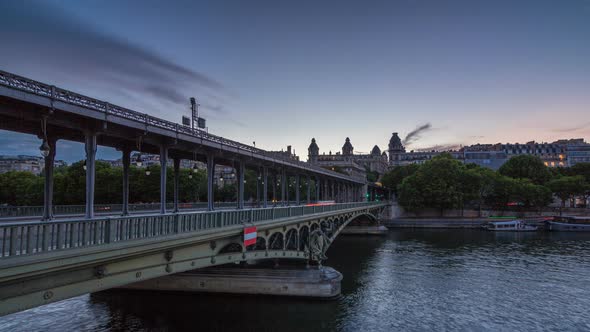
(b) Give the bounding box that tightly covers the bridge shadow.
[87,232,389,332]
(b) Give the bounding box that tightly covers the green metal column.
[122,148,131,216]
[84,132,97,219]
[207,153,215,211]
[173,158,180,213]
[159,145,168,214]
[42,137,56,221]
[237,160,245,209]
[263,166,268,208]
[295,174,300,205]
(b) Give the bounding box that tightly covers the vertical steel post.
[281,169,286,205]
[316,177,321,202]
[207,154,215,211]
[122,148,130,216]
[42,137,56,221]
[295,174,300,205]
[263,166,268,208]
[271,172,276,205]
[84,132,97,219]
[159,145,168,214]
[173,158,180,213]
[237,160,245,209]
[306,175,311,204]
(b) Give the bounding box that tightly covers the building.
[0,155,67,175]
[386,132,589,170]
[463,144,507,170]
[307,137,388,181]
[566,141,590,166]
[268,145,299,161]
[387,133,464,166]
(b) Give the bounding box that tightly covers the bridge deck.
[0,202,381,259]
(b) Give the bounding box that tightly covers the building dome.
[308,138,319,155]
[388,132,405,152]
[342,137,354,155]
[371,145,381,156]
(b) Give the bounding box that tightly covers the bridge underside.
[0,206,384,316]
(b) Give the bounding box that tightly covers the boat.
[546,216,590,232]
[484,219,538,232]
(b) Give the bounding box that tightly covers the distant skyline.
[1,0,589,163]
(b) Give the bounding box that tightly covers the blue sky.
[1,0,589,162]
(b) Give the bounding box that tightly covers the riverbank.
[384,218,488,229]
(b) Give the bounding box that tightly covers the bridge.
[0,70,391,316]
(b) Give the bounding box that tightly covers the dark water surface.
[1,230,590,331]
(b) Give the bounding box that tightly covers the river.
[1,229,589,331]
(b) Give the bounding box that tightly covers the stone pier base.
[121,266,342,299]
[339,225,388,235]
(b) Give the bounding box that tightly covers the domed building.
[307,137,389,180]
[308,138,320,164]
[342,137,354,156]
[387,132,405,166]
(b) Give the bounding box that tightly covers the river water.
[1,229,590,332]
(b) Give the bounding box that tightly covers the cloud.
[0,1,227,110]
[553,122,590,133]
[414,143,463,152]
[403,123,432,146]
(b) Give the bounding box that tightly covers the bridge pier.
[121,266,342,299]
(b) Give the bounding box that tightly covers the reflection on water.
[1,230,590,331]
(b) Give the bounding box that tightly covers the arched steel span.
[214,208,383,264]
[0,203,387,316]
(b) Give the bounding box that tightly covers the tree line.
[0,161,316,206]
[381,154,590,214]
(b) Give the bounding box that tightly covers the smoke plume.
[403,123,432,146]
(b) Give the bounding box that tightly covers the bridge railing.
[0,202,384,258]
[0,202,305,218]
[0,70,365,183]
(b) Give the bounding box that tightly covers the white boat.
[546,217,590,232]
[484,219,538,232]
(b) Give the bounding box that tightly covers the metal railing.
[0,201,304,218]
[0,202,384,258]
[0,202,276,218]
[0,70,365,183]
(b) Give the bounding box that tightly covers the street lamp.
[145,168,151,176]
[135,153,143,167]
[83,160,87,171]
[39,140,50,158]
[193,163,199,173]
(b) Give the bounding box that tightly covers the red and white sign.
[243,226,257,246]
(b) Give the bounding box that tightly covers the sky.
[0,0,589,162]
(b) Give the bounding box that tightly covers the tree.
[397,155,465,215]
[463,167,497,216]
[381,164,419,194]
[570,163,590,183]
[498,155,551,184]
[546,176,589,208]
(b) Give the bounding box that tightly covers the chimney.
[287,145,292,155]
